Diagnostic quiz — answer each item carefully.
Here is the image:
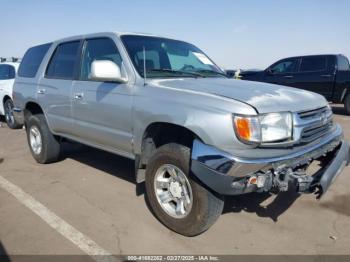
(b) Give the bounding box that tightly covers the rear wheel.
[344,94,350,115]
[4,99,21,129]
[26,113,61,164]
[145,143,224,236]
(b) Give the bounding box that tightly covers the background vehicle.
[0,59,22,128]
[13,33,349,236]
[239,54,350,114]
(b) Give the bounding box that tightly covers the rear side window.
[0,64,16,80]
[46,41,81,80]
[18,43,52,78]
[337,56,350,71]
[300,56,327,72]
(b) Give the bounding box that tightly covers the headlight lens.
[233,116,261,143]
[233,112,292,144]
[259,112,292,142]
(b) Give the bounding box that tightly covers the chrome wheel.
[4,101,15,126]
[29,126,42,155]
[154,164,193,219]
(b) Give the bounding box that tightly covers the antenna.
[143,46,147,86]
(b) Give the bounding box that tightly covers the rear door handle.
[37,89,46,94]
[283,75,294,78]
[74,93,84,100]
[321,74,332,78]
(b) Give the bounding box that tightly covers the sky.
[1,0,350,69]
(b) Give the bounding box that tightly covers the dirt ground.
[0,104,350,257]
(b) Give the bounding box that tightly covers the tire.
[26,113,61,164]
[145,143,224,236]
[4,99,22,129]
[344,94,350,115]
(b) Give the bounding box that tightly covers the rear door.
[263,57,300,86]
[38,40,81,135]
[292,55,335,99]
[0,64,15,92]
[71,37,133,156]
[0,64,16,114]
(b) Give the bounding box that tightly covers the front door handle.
[74,93,84,100]
[284,75,294,78]
[37,89,46,94]
[321,74,332,78]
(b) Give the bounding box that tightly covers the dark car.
[239,54,350,114]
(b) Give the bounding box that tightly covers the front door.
[71,37,133,156]
[264,57,300,87]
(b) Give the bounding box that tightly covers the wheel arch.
[135,121,204,183]
[23,101,45,127]
[2,95,11,105]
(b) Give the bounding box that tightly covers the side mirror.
[89,60,127,83]
[266,68,273,74]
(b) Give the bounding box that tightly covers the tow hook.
[273,168,313,193]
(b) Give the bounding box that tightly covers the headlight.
[233,112,292,144]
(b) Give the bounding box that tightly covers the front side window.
[46,41,81,79]
[18,43,52,78]
[0,64,15,80]
[270,58,299,74]
[121,35,224,78]
[80,38,123,80]
[300,56,327,72]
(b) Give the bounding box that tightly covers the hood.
[149,78,328,114]
[238,70,265,81]
[239,69,264,76]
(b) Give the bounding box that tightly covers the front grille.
[297,106,333,144]
[298,106,329,119]
[300,121,333,143]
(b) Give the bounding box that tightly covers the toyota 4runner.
[13,32,350,236]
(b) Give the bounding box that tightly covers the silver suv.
[13,32,349,236]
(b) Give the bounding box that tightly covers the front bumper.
[191,124,349,198]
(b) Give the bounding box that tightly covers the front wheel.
[145,143,224,236]
[4,99,22,129]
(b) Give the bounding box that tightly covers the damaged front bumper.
[191,124,349,199]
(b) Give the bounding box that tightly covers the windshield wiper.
[195,69,228,78]
[147,69,205,78]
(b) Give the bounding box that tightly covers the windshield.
[121,35,225,78]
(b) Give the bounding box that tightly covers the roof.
[52,31,179,44]
[0,61,20,68]
[283,54,345,60]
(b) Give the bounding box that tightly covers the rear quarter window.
[337,56,350,71]
[18,43,52,78]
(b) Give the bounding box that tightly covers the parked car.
[238,54,350,114]
[13,33,349,236]
[0,60,22,128]
[225,69,236,78]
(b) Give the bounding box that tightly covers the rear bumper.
[191,125,349,198]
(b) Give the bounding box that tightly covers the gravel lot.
[0,104,350,257]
